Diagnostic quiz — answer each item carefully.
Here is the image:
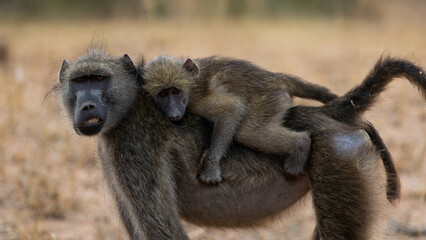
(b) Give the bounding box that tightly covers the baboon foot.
[332,130,372,159]
[283,134,311,175]
[198,154,222,184]
[198,164,222,184]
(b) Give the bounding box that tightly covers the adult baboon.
[53,49,425,239]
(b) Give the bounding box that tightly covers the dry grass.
[0,4,425,240]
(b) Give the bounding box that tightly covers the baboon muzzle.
[74,95,106,136]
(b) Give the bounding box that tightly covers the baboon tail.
[323,56,426,204]
[364,122,401,203]
[279,73,339,104]
[325,56,426,122]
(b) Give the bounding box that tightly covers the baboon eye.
[76,77,84,82]
[97,75,104,81]
[158,90,169,98]
[171,88,181,95]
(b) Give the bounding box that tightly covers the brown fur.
[142,56,340,183]
[141,55,422,205]
[54,50,391,239]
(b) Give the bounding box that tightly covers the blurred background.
[0,0,425,239]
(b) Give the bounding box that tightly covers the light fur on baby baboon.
[141,56,340,183]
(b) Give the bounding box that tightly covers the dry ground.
[0,10,425,240]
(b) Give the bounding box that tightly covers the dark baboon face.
[67,73,108,135]
[156,87,188,121]
[59,50,138,136]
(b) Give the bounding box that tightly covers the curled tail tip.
[387,189,401,206]
[386,173,401,205]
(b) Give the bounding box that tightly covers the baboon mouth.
[84,118,102,125]
[75,118,104,136]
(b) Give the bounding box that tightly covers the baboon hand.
[198,150,223,184]
[283,133,311,175]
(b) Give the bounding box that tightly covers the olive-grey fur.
[142,55,341,184]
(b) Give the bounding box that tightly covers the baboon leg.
[99,143,189,240]
[309,130,383,240]
[100,155,139,239]
[113,154,189,240]
[111,185,138,239]
[191,94,247,184]
[235,89,311,175]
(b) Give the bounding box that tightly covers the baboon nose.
[169,114,182,122]
[81,102,96,111]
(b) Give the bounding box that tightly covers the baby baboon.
[140,56,403,203]
[53,50,425,239]
[141,56,339,183]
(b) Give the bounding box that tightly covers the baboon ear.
[183,58,199,75]
[59,59,69,83]
[120,54,137,76]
